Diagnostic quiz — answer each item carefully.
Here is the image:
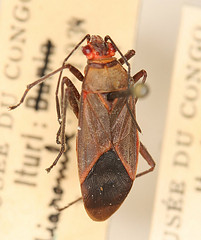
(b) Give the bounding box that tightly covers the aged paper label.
[149,5,201,240]
[0,0,140,239]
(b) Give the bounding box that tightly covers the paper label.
[149,4,201,240]
[0,0,140,239]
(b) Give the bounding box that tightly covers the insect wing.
[111,96,139,180]
[77,92,112,183]
[77,93,139,183]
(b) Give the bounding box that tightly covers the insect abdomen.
[81,149,133,221]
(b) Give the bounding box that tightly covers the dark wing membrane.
[111,96,139,180]
[81,149,133,221]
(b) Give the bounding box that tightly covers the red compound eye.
[107,42,116,56]
[82,45,92,56]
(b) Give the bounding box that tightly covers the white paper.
[149,4,201,240]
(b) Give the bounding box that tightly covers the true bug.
[10,34,155,221]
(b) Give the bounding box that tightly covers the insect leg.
[46,82,69,172]
[118,49,135,65]
[55,64,83,125]
[66,78,80,118]
[136,142,155,178]
[56,197,82,212]
[56,77,80,145]
[8,66,65,110]
[131,69,147,103]
[132,69,147,84]
[8,63,83,111]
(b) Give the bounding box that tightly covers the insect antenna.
[105,35,142,133]
[9,34,90,111]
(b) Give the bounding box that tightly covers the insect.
[10,34,155,221]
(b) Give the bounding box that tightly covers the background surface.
[1,0,200,239]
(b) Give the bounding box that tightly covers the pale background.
[0,0,200,240]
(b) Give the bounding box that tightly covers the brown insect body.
[78,46,139,221]
[10,35,155,222]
